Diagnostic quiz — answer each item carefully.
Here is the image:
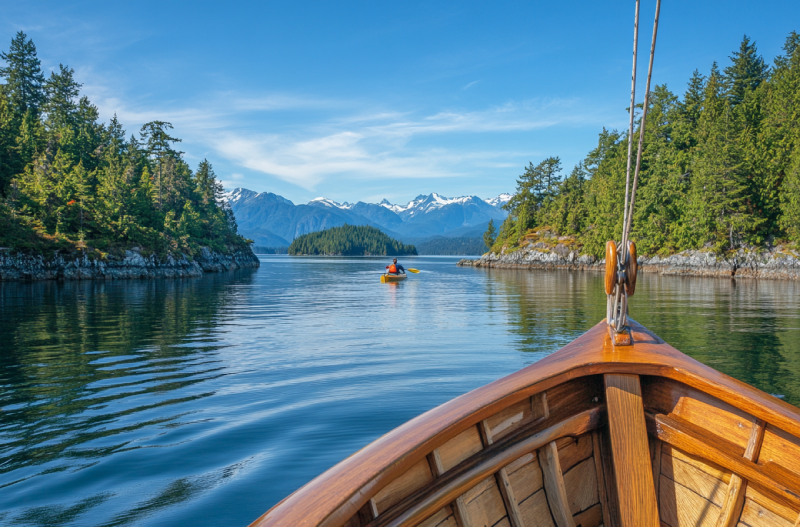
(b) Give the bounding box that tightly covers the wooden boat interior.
[252,320,800,527]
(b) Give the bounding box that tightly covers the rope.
[621,0,640,255]
[610,0,662,334]
[621,0,661,254]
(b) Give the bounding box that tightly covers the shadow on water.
[0,270,256,526]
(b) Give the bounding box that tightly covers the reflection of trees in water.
[494,269,800,407]
[487,270,606,356]
[0,271,256,477]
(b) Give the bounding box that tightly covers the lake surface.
[2,255,800,526]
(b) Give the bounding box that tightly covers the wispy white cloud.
[84,80,609,192]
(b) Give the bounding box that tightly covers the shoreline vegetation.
[484,33,800,266]
[0,32,258,280]
[288,225,417,256]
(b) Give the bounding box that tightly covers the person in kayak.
[385,258,406,275]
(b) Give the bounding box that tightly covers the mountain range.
[224,188,511,247]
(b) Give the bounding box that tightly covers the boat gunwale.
[250,320,800,527]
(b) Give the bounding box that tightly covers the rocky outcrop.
[0,247,260,281]
[457,245,800,281]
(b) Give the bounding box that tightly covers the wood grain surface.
[604,374,659,527]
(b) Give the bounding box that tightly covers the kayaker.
[385,258,405,275]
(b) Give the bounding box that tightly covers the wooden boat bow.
[250,320,800,527]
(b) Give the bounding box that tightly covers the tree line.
[288,225,417,256]
[489,32,800,257]
[0,32,249,257]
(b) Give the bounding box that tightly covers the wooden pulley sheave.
[606,0,661,345]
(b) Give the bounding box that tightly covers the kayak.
[380,274,407,283]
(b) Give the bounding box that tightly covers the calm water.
[2,256,800,526]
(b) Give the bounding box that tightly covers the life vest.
[388,264,398,273]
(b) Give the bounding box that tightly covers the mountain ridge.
[224,188,510,248]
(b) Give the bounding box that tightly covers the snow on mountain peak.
[485,193,512,208]
[309,197,353,209]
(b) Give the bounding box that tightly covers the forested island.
[0,32,255,279]
[288,225,417,256]
[488,33,800,259]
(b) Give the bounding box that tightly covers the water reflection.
[1,258,799,526]
[0,272,256,525]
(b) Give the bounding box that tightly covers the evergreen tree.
[724,35,769,107]
[44,64,81,130]
[0,32,46,116]
[140,121,182,210]
[483,219,496,249]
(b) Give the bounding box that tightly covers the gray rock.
[0,247,260,281]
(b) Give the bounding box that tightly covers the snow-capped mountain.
[225,188,510,247]
[485,193,512,208]
[379,192,510,216]
[308,197,354,210]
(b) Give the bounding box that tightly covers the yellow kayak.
[380,273,407,283]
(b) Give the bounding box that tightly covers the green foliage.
[0,35,249,258]
[483,219,496,249]
[288,225,417,256]
[497,32,800,257]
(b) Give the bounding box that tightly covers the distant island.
[288,225,417,256]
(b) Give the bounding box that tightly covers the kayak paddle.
[406,268,420,273]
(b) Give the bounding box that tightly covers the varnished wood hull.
[251,320,800,527]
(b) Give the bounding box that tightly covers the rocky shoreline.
[0,247,260,281]
[457,244,800,281]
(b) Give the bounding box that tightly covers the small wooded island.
[288,225,417,256]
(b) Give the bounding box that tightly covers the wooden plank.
[649,413,800,511]
[563,458,599,515]
[661,444,731,485]
[452,497,470,527]
[462,477,509,527]
[659,474,721,527]
[482,413,525,527]
[651,440,662,506]
[592,432,612,527]
[758,424,800,477]
[558,434,594,473]
[715,419,765,527]
[437,425,483,473]
[506,452,544,504]
[747,486,800,523]
[532,391,550,421]
[496,469,524,527]
[485,399,534,443]
[739,497,794,527]
[598,427,620,527]
[518,489,555,527]
[660,450,727,507]
[604,374,659,527]
[368,408,604,527]
[573,503,603,527]
[539,441,576,527]
[372,459,434,515]
[419,506,458,527]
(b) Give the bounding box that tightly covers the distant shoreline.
[457,246,800,281]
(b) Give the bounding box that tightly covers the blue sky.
[2,1,799,205]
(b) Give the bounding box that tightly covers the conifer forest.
[0,32,249,258]
[492,32,800,258]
